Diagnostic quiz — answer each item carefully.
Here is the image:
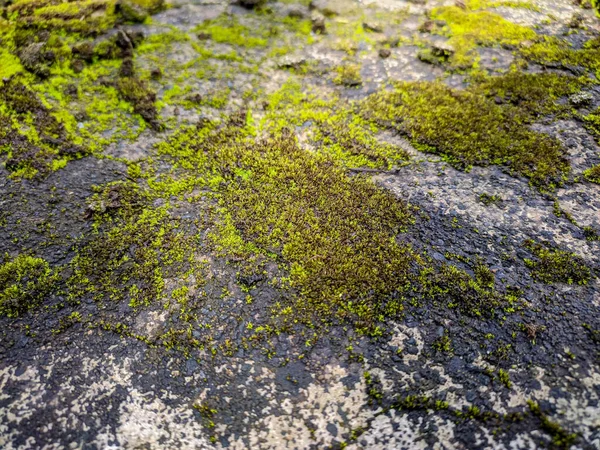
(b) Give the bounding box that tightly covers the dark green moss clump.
[116,76,161,130]
[472,72,586,118]
[362,74,582,189]
[520,35,600,74]
[419,264,503,317]
[523,239,591,285]
[478,193,502,206]
[0,254,58,317]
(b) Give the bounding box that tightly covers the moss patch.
[193,17,269,48]
[68,182,198,308]
[261,80,409,170]
[0,76,86,178]
[158,121,415,328]
[0,254,58,317]
[429,5,536,68]
[523,239,591,285]
[582,164,600,183]
[520,36,600,76]
[362,74,582,189]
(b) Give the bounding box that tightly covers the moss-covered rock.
[362,76,579,190]
[0,254,57,317]
[582,164,600,184]
[523,240,592,285]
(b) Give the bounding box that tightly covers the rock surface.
[0,0,599,449]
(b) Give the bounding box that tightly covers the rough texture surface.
[1,0,600,448]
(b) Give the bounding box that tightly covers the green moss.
[465,0,539,10]
[362,74,581,189]
[0,76,87,177]
[472,71,586,117]
[0,254,57,317]
[432,333,453,353]
[474,259,495,287]
[262,80,409,170]
[0,49,24,80]
[68,182,198,307]
[333,64,362,87]
[193,18,269,48]
[158,121,414,328]
[116,76,161,130]
[583,109,600,143]
[9,0,118,35]
[583,226,600,241]
[429,5,536,68]
[478,193,501,206]
[523,239,591,285]
[527,400,577,448]
[520,36,600,76]
[419,263,506,317]
[497,368,511,388]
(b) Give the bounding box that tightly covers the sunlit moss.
[261,79,409,169]
[193,18,269,48]
[429,6,536,68]
[9,0,118,35]
[156,120,415,328]
[466,0,539,10]
[520,35,600,77]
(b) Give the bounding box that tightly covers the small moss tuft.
[333,64,362,87]
[582,164,600,184]
[0,254,58,318]
[527,400,578,448]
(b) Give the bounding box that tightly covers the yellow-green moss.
[583,108,600,143]
[0,76,87,177]
[333,64,362,87]
[0,254,58,317]
[362,74,582,189]
[430,5,536,68]
[157,121,414,327]
[9,0,118,35]
[68,182,199,308]
[527,400,578,448]
[520,36,600,77]
[261,80,409,169]
[193,18,269,48]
